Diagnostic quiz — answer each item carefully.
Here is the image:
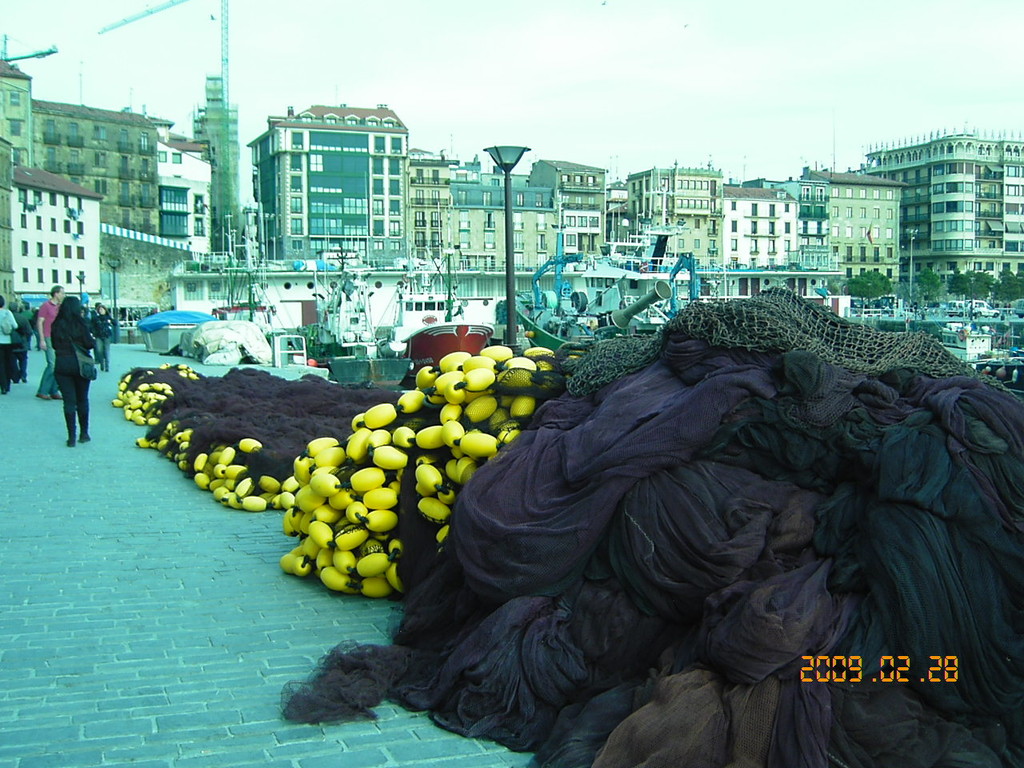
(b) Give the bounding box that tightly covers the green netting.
[562,288,982,397]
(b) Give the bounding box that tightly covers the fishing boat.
[516,231,684,349]
[381,262,495,379]
[974,355,1024,394]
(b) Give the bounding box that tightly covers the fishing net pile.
[282,290,1024,768]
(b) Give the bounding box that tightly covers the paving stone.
[0,346,528,767]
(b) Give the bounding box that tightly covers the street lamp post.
[107,257,121,342]
[76,271,86,306]
[484,145,530,349]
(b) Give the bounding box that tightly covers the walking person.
[89,303,115,372]
[0,295,16,395]
[11,300,32,383]
[36,285,64,400]
[51,295,95,447]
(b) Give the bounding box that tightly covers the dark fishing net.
[132,366,397,481]
[280,292,1024,768]
[563,288,980,397]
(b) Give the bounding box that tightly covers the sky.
[6,0,1024,203]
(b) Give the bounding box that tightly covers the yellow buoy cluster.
[111,363,200,428]
[111,348,568,601]
[277,344,567,599]
[113,364,295,513]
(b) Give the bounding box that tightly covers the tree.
[846,270,893,301]
[914,268,943,304]
[948,271,995,302]
[991,269,1023,304]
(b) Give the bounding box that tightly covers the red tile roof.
[0,61,32,80]
[14,167,104,199]
[31,99,154,127]
[724,185,796,201]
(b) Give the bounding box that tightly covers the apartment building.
[723,186,799,268]
[249,104,409,266]
[807,170,903,283]
[865,131,1024,284]
[407,149,456,263]
[29,101,158,235]
[0,137,11,297]
[742,174,835,271]
[528,160,606,257]
[0,62,34,168]
[625,165,723,268]
[12,167,102,299]
[449,159,556,272]
[152,118,212,254]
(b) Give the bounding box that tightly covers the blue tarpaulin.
[137,310,218,333]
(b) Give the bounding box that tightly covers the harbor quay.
[0,344,529,768]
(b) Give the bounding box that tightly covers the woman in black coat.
[51,295,96,447]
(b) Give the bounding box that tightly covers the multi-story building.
[12,167,102,300]
[528,160,606,257]
[407,149,456,263]
[450,159,556,273]
[30,100,159,233]
[742,173,834,270]
[0,62,34,167]
[249,104,409,266]
[152,117,212,254]
[807,170,903,284]
[0,137,12,298]
[723,185,799,267]
[625,165,724,268]
[865,131,1024,287]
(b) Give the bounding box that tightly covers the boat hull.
[404,323,494,372]
[327,357,411,388]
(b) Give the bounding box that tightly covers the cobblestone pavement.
[0,345,531,768]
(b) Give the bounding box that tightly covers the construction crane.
[98,0,229,110]
[1,35,58,62]
[99,0,237,255]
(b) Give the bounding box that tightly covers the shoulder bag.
[73,342,98,381]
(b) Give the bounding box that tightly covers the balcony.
[977,170,1004,181]
[138,169,157,182]
[67,162,85,176]
[977,209,1002,219]
[118,167,134,180]
[118,194,133,207]
[117,140,132,153]
[43,160,63,173]
[977,191,1002,200]
[139,197,157,209]
[66,135,85,148]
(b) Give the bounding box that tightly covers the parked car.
[1014,299,1024,318]
[948,300,1000,318]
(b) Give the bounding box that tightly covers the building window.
[172,153,182,164]
[391,137,402,154]
[290,197,303,213]
[374,136,386,153]
[290,218,303,235]
[309,154,323,172]
[160,212,189,237]
[290,176,303,192]
[291,132,304,149]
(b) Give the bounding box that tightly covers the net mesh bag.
[563,288,983,397]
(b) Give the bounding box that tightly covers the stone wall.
[101,232,189,310]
